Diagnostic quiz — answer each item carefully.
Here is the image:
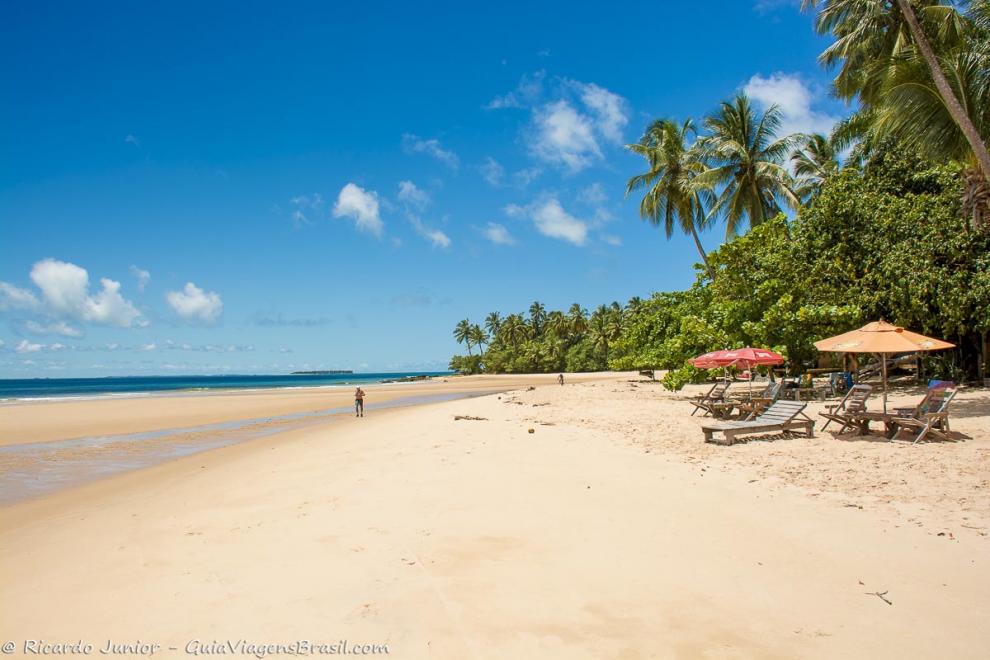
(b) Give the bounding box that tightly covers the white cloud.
[124,134,140,147]
[480,157,504,187]
[579,182,607,205]
[28,259,142,327]
[24,320,82,337]
[513,167,542,187]
[401,134,460,169]
[601,234,623,247]
[141,342,157,351]
[574,82,628,143]
[397,180,430,209]
[333,183,384,237]
[483,222,515,245]
[49,342,66,351]
[510,198,589,246]
[288,193,323,227]
[409,216,451,249]
[130,265,151,292]
[15,339,42,354]
[0,282,40,311]
[531,100,602,172]
[165,282,224,324]
[744,73,840,137]
[486,71,546,110]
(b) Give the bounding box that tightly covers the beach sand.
[1,373,988,658]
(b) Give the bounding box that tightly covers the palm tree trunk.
[895,0,990,187]
[689,223,716,281]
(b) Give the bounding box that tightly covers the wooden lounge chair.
[702,400,815,445]
[819,384,873,432]
[889,387,957,443]
[735,381,783,419]
[690,381,730,417]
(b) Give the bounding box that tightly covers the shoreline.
[0,372,613,447]
[2,375,987,657]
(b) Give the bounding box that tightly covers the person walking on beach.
[557,373,564,386]
[354,387,365,417]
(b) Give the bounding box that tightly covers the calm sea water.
[0,372,451,400]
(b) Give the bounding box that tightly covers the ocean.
[0,372,452,401]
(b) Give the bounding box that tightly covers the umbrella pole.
[882,353,888,414]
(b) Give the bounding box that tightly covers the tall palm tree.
[453,319,473,356]
[501,314,529,349]
[693,94,801,236]
[484,311,503,338]
[588,305,620,366]
[567,303,588,336]
[469,324,488,353]
[528,301,547,337]
[626,118,717,280]
[791,132,842,200]
[802,0,990,188]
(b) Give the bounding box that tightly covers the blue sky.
[0,0,847,377]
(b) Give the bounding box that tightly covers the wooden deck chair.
[702,400,815,445]
[819,384,873,432]
[890,388,957,443]
[690,381,730,417]
[735,381,783,419]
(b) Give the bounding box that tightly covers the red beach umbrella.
[689,347,785,369]
[690,347,785,397]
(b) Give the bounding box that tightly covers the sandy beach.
[1,373,989,658]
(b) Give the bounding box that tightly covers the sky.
[0,0,849,377]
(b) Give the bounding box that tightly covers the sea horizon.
[0,371,453,401]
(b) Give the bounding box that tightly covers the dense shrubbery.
[450,151,990,386]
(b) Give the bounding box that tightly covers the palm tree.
[588,305,620,366]
[453,319,473,356]
[528,301,547,337]
[501,314,529,349]
[626,118,717,280]
[791,132,842,200]
[802,0,990,189]
[484,311,503,338]
[567,303,588,336]
[693,94,801,236]
[469,324,488,353]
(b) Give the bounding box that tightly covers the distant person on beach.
[557,373,564,386]
[354,387,365,417]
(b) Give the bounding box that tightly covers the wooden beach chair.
[702,400,814,445]
[735,381,783,419]
[690,381,730,417]
[819,384,873,432]
[889,387,957,443]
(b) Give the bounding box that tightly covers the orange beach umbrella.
[814,320,954,412]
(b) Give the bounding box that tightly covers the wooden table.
[845,411,904,439]
[784,386,831,402]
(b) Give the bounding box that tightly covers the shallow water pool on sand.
[0,391,492,505]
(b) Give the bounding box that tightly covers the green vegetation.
[449,1,990,384]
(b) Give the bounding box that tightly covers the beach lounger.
[702,400,815,445]
[819,384,872,432]
[734,381,783,419]
[889,387,957,443]
[690,381,730,417]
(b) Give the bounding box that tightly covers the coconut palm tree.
[567,303,588,336]
[484,311,503,338]
[791,132,843,201]
[802,0,990,189]
[501,314,530,349]
[469,324,488,353]
[453,319,473,356]
[588,305,620,366]
[528,301,547,338]
[626,118,717,280]
[693,94,801,236]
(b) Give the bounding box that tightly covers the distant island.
[290,370,353,375]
